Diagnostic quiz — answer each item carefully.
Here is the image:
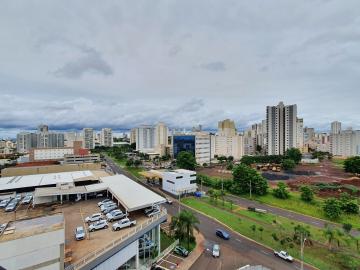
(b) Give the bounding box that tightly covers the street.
[104,156,315,270]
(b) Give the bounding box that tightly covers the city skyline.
[1,1,360,135]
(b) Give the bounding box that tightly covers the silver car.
[0,198,11,208]
[103,205,118,214]
[88,219,108,232]
[75,226,85,240]
[5,200,17,212]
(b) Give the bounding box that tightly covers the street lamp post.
[249,178,252,199]
[300,233,306,270]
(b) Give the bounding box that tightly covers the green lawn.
[182,197,360,270]
[108,155,144,179]
[332,158,345,168]
[160,230,175,251]
[243,191,360,229]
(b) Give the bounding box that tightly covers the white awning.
[100,175,166,212]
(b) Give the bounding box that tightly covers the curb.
[180,201,319,270]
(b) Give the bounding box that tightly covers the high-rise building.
[135,125,156,153]
[38,124,49,133]
[64,132,83,147]
[331,121,342,134]
[172,135,196,158]
[37,132,64,148]
[130,128,137,145]
[330,127,360,157]
[218,119,236,137]
[16,132,37,153]
[266,102,297,155]
[194,132,211,165]
[82,128,94,149]
[296,118,304,150]
[243,121,266,155]
[100,128,113,147]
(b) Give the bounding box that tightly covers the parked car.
[85,213,102,223]
[212,244,220,258]
[112,218,136,231]
[88,220,108,232]
[0,223,7,234]
[21,195,33,204]
[0,198,11,208]
[100,202,116,211]
[5,200,18,212]
[102,205,118,214]
[106,210,128,222]
[15,194,22,201]
[216,229,230,240]
[174,246,189,257]
[75,226,85,240]
[274,250,294,262]
[144,205,159,215]
[165,198,173,204]
[146,207,160,217]
[97,198,111,207]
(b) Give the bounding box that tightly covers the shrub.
[282,159,296,171]
[344,156,360,174]
[273,182,290,199]
[300,185,314,202]
[323,198,342,220]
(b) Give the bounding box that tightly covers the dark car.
[174,246,189,257]
[216,229,230,240]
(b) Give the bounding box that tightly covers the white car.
[112,218,136,231]
[88,220,108,232]
[146,207,160,217]
[106,210,128,222]
[97,198,111,207]
[0,198,11,208]
[144,205,159,215]
[274,250,294,262]
[212,244,220,258]
[85,213,102,223]
[100,202,116,211]
[75,226,85,240]
[102,205,118,214]
[21,195,32,204]
[5,200,18,212]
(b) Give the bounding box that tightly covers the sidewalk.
[177,230,205,270]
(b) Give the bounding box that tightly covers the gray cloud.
[200,61,226,72]
[53,46,113,79]
[0,0,360,137]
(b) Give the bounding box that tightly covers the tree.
[282,159,296,171]
[258,226,264,239]
[343,223,352,234]
[273,182,290,199]
[232,164,268,195]
[176,151,197,170]
[226,162,233,170]
[300,185,314,202]
[134,159,142,167]
[285,148,302,164]
[323,224,335,250]
[126,158,134,167]
[323,198,342,220]
[170,210,199,250]
[293,225,311,245]
[250,224,256,235]
[339,192,359,214]
[344,156,360,174]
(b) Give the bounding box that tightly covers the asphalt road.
[103,156,315,270]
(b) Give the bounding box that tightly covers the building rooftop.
[0,170,95,191]
[0,214,64,243]
[101,174,166,211]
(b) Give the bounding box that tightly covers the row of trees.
[344,156,360,174]
[323,193,359,220]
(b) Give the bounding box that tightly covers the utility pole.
[221,178,224,192]
[300,233,306,270]
[178,191,181,214]
[249,178,252,199]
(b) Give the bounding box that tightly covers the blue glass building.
[173,135,195,158]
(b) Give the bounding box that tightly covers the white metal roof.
[0,170,94,191]
[100,175,166,211]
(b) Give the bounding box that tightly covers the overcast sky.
[1,0,360,137]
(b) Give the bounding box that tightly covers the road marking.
[168,253,184,260]
[235,238,242,243]
[260,250,270,256]
[161,259,178,266]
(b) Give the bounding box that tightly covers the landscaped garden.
[182,196,360,270]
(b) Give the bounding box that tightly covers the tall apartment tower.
[218,119,236,136]
[331,121,342,134]
[100,128,113,147]
[82,128,94,149]
[296,118,304,149]
[16,132,37,153]
[135,125,156,153]
[266,102,297,155]
[38,124,49,133]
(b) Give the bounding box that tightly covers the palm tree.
[323,225,335,250]
[170,210,200,249]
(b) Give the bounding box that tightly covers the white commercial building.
[0,214,65,270]
[83,128,95,149]
[266,101,298,155]
[194,132,211,165]
[29,147,74,161]
[100,128,113,147]
[64,132,83,147]
[162,169,197,196]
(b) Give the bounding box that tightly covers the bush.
[323,198,342,220]
[176,151,196,170]
[282,159,296,171]
[300,185,314,202]
[339,192,359,214]
[273,182,290,199]
[285,148,302,164]
[344,156,360,174]
[343,223,353,234]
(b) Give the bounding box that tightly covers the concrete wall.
[0,228,64,270]
[1,163,101,177]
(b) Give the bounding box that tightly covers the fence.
[65,208,167,270]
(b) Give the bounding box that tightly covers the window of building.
[176,176,183,179]
[190,180,197,184]
[166,180,175,184]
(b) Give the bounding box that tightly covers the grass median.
[182,196,360,270]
